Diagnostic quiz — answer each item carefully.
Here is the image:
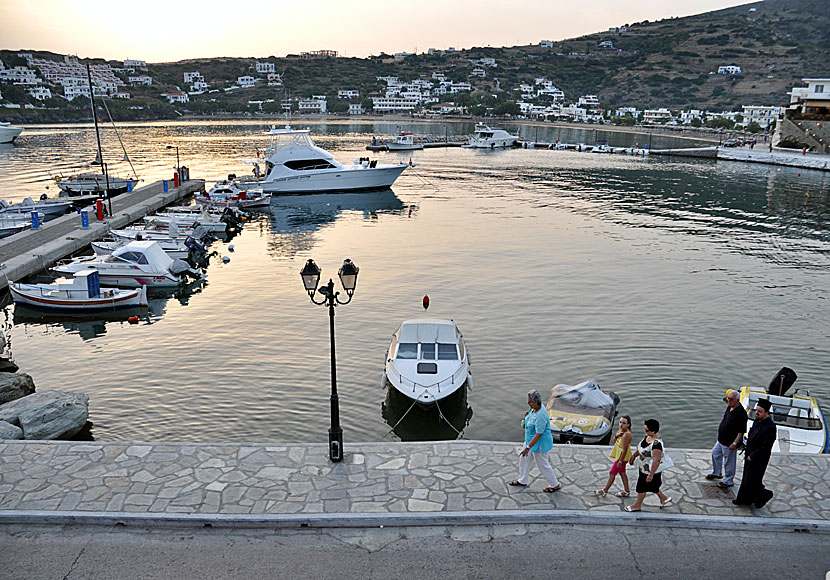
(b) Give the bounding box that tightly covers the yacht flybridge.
[253,125,409,194]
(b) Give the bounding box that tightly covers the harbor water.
[1,120,828,448]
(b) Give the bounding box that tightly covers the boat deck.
[0,179,204,290]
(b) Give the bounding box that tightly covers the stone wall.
[777,117,830,154]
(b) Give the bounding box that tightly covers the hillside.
[1,0,828,121]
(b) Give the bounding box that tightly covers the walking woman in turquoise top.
[508,390,561,492]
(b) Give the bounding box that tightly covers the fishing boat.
[382,318,472,406]
[0,121,23,144]
[546,380,620,444]
[9,269,148,310]
[53,240,200,288]
[0,197,72,220]
[386,132,424,151]
[254,125,409,194]
[462,123,518,149]
[0,216,31,238]
[737,367,828,454]
[142,207,231,233]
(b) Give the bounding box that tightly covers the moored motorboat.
[738,367,828,454]
[254,125,408,194]
[92,235,208,263]
[0,197,72,220]
[196,181,272,209]
[383,318,472,406]
[53,240,200,288]
[9,269,148,310]
[386,132,424,151]
[0,121,23,144]
[0,216,31,238]
[546,380,620,444]
[54,173,133,197]
[462,123,518,149]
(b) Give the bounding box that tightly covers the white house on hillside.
[717,65,742,75]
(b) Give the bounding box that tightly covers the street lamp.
[299,258,360,462]
[166,145,180,180]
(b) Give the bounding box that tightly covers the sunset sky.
[1,0,753,63]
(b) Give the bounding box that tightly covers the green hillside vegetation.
[1,0,828,122]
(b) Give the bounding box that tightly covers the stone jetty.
[1,440,828,532]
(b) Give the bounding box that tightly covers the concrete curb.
[2,509,827,534]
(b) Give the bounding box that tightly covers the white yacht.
[54,173,132,197]
[53,240,199,288]
[0,122,23,144]
[383,319,472,406]
[0,197,72,220]
[256,125,409,194]
[463,123,518,149]
[386,132,424,151]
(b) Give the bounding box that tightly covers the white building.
[338,90,360,99]
[348,103,364,115]
[27,86,52,100]
[113,91,131,99]
[598,40,615,50]
[62,80,90,100]
[450,82,472,93]
[642,108,674,123]
[539,40,554,48]
[184,71,203,84]
[161,92,190,104]
[578,95,601,110]
[680,109,703,124]
[123,59,147,69]
[128,75,152,86]
[371,97,419,112]
[298,97,327,113]
[237,76,257,88]
[0,66,38,85]
[267,73,283,87]
[255,62,275,74]
[615,106,640,118]
[741,105,781,129]
[470,68,486,78]
[717,65,743,75]
[479,57,497,67]
[189,80,210,94]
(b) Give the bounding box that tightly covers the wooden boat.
[10,270,148,310]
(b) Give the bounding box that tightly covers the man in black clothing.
[706,389,747,488]
[733,398,776,508]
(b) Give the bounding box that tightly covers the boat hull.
[384,371,471,408]
[262,165,407,194]
[10,284,147,310]
[0,125,23,144]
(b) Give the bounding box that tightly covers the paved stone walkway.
[1,440,828,524]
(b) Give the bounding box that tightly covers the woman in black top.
[625,418,673,512]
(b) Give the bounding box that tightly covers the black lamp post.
[166,145,180,181]
[300,258,360,462]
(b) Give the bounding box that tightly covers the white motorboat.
[0,197,72,220]
[255,125,408,194]
[92,238,198,261]
[142,207,229,233]
[0,216,31,238]
[53,240,199,288]
[591,142,613,154]
[196,181,272,209]
[0,122,23,144]
[9,269,148,311]
[383,319,472,406]
[546,380,620,445]
[738,367,828,455]
[54,173,133,197]
[462,123,518,149]
[386,132,424,151]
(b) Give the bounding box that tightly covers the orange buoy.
[422,295,430,310]
[128,316,139,324]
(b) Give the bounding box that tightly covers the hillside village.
[0,0,828,149]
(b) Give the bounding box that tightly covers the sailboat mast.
[86,62,104,167]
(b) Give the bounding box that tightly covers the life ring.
[54,175,61,182]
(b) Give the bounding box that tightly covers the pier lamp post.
[166,145,180,179]
[299,258,360,462]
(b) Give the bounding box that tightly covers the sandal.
[615,491,631,497]
[660,497,673,508]
[594,489,607,497]
[624,506,641,512]
[508,480,527,487]
[543,485,561,493]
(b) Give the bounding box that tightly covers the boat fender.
[228,244,235,252]
[422,295,430,310]
[222,256,230,263]
[128,316,139,324]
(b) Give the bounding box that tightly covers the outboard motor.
[170,258,202,281]
[184,235,209,268]
[768,367,797,397]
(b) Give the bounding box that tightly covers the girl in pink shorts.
[594,415,632,497]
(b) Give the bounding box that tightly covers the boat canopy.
[399,319,458,343]
[107,240,174,270]
[547,380,615,418]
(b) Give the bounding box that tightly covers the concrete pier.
[0,179,205,290]
[1,440,827,532]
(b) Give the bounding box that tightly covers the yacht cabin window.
[283,159,337,171]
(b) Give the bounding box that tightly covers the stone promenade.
[1,440,828,530]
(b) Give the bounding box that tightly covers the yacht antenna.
[100,96,140,182]
[85,62,104,167]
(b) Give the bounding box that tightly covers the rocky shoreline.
[0,370,89,441]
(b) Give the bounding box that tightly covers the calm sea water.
[1,120,828,449]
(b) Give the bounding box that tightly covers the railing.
[386,359,469,394]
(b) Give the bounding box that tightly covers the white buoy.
[222,256,230,263]
[228,244,235,252]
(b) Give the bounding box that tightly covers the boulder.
[0,420,23,440]
[0,390,89,440]
[0,372,35,404]
[0,357,19,373]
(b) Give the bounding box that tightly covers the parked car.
[723,139,741,147]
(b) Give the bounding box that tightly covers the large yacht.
[254,125,409,194]
[0,122,23,144]
[463,123,518,149]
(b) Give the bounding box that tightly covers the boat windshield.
[547,381,615,419]
[396,343,418,359]
[748,407,823,430]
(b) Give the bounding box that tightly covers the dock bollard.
[80,209,89,228]
[31,210,40,229]
[127,180,134,193]
[162,180,169,193]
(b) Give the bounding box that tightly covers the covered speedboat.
[383,319,472,406]
[738,367,828,454]
[0,197,72,220]
[546,380,620,444]
[386,132,424,151]
[462,123,518,149]
[10,269,147,311]
[53,240,199,288]
[255,125,409,194]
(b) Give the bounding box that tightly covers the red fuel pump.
[95,199,104,221]
[173,171,179,188]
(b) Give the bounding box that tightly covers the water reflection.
[382,386,473,441]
